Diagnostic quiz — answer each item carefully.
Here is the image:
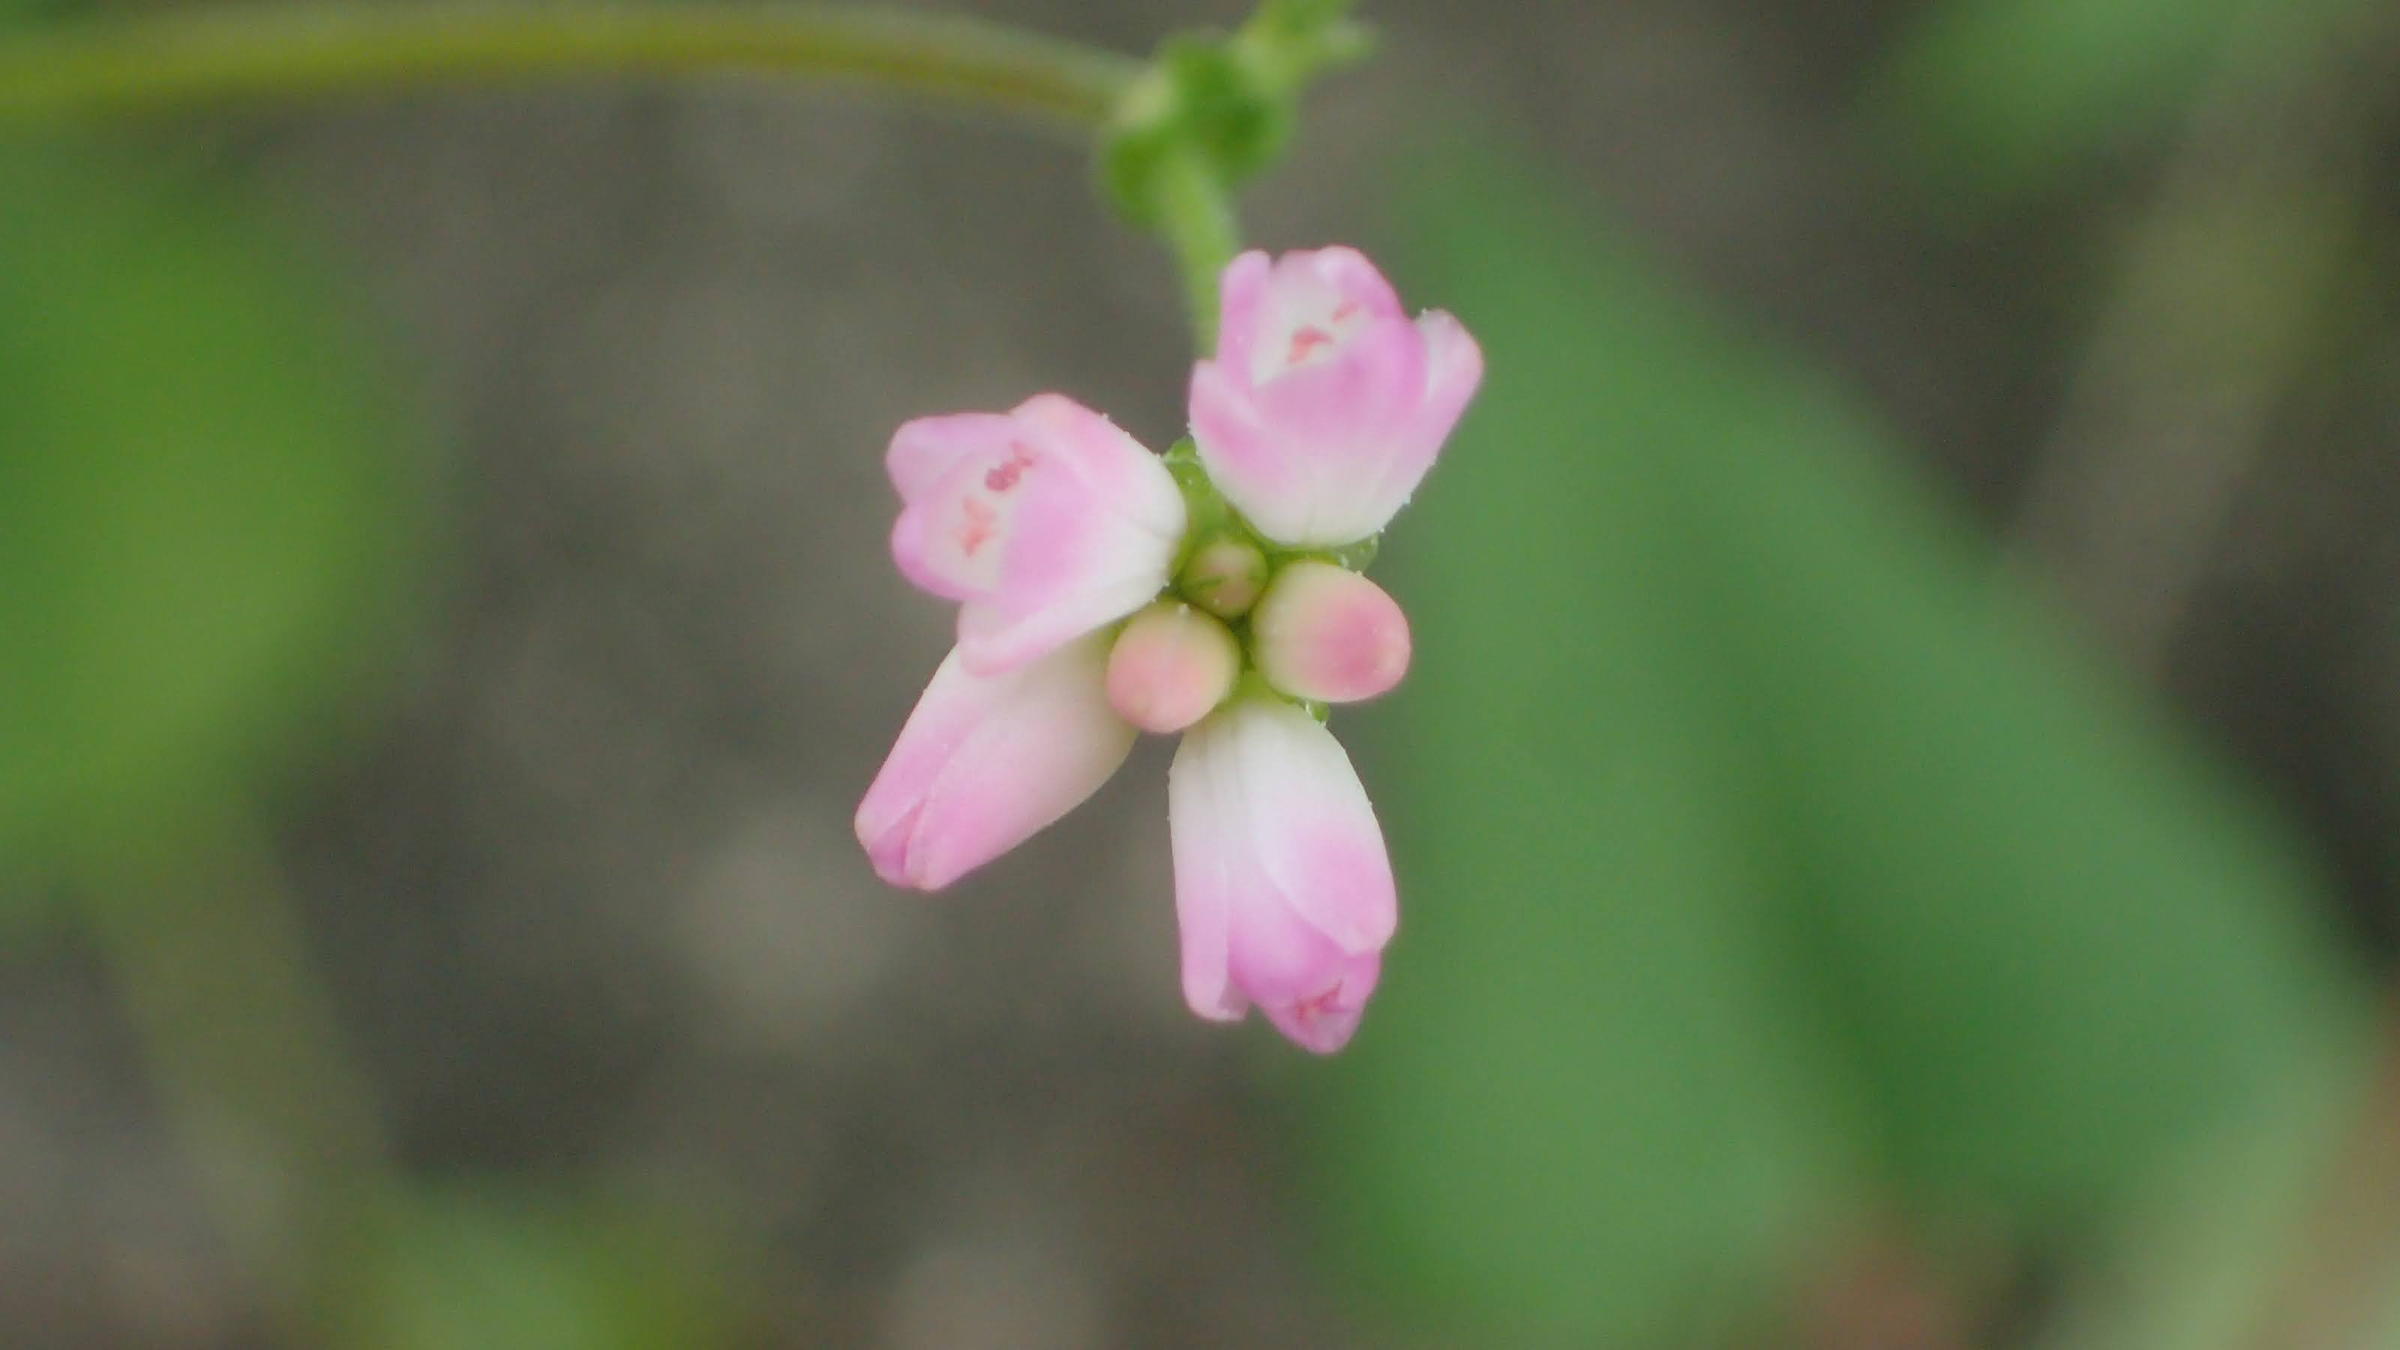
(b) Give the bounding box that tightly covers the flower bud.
[887,394,1185,675]
[1176,532,1270,619]
[1106,602,1241,734]
[1249,562,1411,704]
[1189,248,1483,548]
[856,633,1136,891]
[1170,696,1395,1054]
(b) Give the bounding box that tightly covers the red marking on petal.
[1293,981,1344,1024]
[955,497,999,556]
[1287,326,1334,363]
[983,443,1037,493]
[1330,300,1362,322]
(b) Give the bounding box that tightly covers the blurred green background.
[6,0,2400,1346]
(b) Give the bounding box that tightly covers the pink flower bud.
[888,394,1185,675]
[1169,697,1396,1054]
[1189,247,1484,548]
[856,632,1135,891]
[1249,561,1411,704]
[1105,603,1241,735]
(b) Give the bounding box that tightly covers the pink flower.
[889,393,1186,675]
[859,244,1471,1053]
[1188,247,1484,548]
[1169,696,1397,1054]
[856,632,1136,892]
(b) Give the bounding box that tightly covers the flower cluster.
[855,247,1482,1053]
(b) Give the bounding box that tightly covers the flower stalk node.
[1098,1,1369,231]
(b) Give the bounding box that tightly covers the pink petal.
[1188,357,1293,492]
[855,634,1135,891]
[889,499,982,603]
[1193,318,1432,546]
[1368,309,1484,508]
[886,394,1184,672]
[1292,247,1405,324]
[1235,248,1409,386]
[1418,309,1487,424]
[1009,394,1186,541]
[1259,949,1382,1054]
[1246,316,1430,457]
[1223,700,1396,954]
[887,412,1016,505]
[1186,248,1485,550]
[1209,250,1276,395]
[1166,698,1398,1051]
[954,564,1173,677]
[1167,717,1248,1021]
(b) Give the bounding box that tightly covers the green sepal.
[1316,533,1380,571]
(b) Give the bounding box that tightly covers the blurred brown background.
[7,0,2400,1345]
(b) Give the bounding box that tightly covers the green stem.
[1148,145,1243,349]
[0,3,1141,133]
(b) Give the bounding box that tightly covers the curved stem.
[1148,145,1244,348]
[0,3,1140,133]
